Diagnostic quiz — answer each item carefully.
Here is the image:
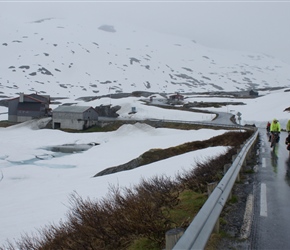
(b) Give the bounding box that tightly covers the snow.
[0,110,228,244]
[0,16,290,98]
[0,87,290,244]
[185,89,290,129]
[0,13,290,246]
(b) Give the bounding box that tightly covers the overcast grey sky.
[1,1,290,64]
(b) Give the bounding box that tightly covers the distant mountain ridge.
[1,17,290,99]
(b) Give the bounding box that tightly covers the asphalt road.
[210,111,236,125]
[251,129,290,250]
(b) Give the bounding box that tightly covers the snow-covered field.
[0,88,289,244]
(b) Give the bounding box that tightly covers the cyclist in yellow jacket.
[269,118,281,147]
[286,120,290,150]
[286,119,290,133]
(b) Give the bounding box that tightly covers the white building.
[52,106,98,130]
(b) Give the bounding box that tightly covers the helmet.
[273,118,278,122]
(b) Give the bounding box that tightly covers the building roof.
[29,94,50,102]
[8,93,50,103]
[53,105,95,113]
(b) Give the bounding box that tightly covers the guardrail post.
[224,163,231,174]
[236,171,241,182]
[207,182,220,233]
[244,140,255,168]
[165,228,185,250]
[207,182,217,196]
[224,163,233,200]
[231,154,237,162]
[240,144,247,170]
[231,154,241,182]
[207,182,221,233]
[242,156,247,170]
[213,218,220,233]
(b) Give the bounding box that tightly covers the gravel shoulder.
[213,140,260,250]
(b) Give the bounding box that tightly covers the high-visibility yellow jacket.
[286,120,290,132]
[270,121,281,132]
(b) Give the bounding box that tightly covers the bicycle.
[270,131,280,149]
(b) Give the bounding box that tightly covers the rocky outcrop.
[94,156,143,177]
[95,105,121,117]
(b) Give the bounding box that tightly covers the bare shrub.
[108,176,180,246]
[177,147,236,193]
[3,176,179,250]
[1,130,254,249]
[88,175,180,248]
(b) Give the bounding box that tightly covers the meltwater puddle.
[47,143,97,153]
[3,142,98,169]
[5,152,76,169]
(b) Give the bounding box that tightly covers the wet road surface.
[251,129,290,250]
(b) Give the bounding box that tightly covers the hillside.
[1,17,290,101]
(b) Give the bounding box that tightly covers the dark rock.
[98,25,116,33]
[95,104,120,117]
[94,156,143,177]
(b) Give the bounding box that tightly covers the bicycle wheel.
[271,134,276,148]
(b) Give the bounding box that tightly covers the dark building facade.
[8,93,50,122]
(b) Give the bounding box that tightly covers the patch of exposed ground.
[94,130,253,177]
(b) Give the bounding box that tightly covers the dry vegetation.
[0,127,254,250]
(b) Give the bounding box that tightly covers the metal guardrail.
[172,129,259,250]
[99,117,244,130]
[145,118,243,129]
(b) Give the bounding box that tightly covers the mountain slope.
[1,17,290,99]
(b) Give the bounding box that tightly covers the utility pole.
[237,111,242,131]
[108,87,111,106]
